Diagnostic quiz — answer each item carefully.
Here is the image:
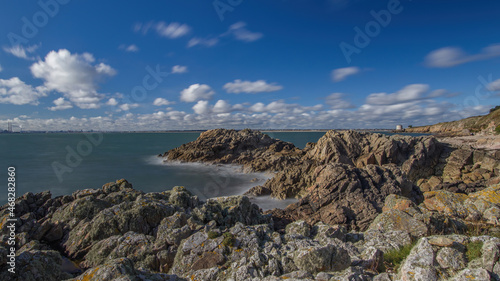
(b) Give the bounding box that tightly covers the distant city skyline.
[1,0,500,131]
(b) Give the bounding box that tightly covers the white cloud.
[187,37,219,48]
[223,79,283,94]
[325,93,355,109]
[119,44,139,52]
[331,67,361,82]
[153,98,174,106]
[488,78,500,91]
[425,43,500,68]
[180,84,215,102]
[106,98,119,106]
[171,65,188,74]
[187,22,262,48]
[213,100,232,113]
[119,103,139,111]
[192,100,211,115]
[225,22,263,42]
[135,21,190,39]
[156,22,191,38]
[30,49,116,109]
[48,97,73,111]
[366,84,430,105]
[0,77,46,105]
[3,44,39,60]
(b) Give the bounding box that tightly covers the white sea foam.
[144,155,295,210]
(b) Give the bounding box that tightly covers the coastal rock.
[399,238,437,281]
[272,163,417,231]
[369,209,428,238]
[164,128,303,172]
[3,177,500,280]
[0,248,72,281]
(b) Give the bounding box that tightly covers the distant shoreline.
[0,128,397,134]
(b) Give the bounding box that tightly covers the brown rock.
[190,251,225,271]
[428,237,454,247]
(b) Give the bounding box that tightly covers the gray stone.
[451,268,491,281]
[399,238,437,281]
[436,247,466,270]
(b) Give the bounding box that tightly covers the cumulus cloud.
[223,79,283,94]
[331,66,361,82]
[180,84,215,102]
[425,43,500,68]
[325,93,355,109]
[192,100,211,115]
[153,98,174,106]
[0,77,47,105]
[30,49,116,109]
[366,84,430,105]
[4,97,489,132]
[106,98,119,106]
[213,100,233,113]
[3,44,39,60]
[171,65,188,74]
[48,97,73,111]
[135,21,190,39]
[119,44,139,52]
[119,103,140,111]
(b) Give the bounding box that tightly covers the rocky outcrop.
[0,180,270,280]
[406,106,500,135]
[163,128,304,172]
[2,180,500,280]
[163,129,500,233]
[368,185,500,238]
[267,164,419,231]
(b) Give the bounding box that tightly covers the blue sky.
[1,0,500,131]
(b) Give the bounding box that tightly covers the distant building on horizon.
[396,125,403,131]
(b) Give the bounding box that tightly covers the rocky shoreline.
[1,129,499,280]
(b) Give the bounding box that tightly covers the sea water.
[0,131,427,208]
[0,131,327,208]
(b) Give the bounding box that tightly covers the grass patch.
[222,232,236,247]
[207,231,220,239]
[466,241,483,261]
[380,241,417,273]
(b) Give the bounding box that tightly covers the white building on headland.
[396,125,403,131]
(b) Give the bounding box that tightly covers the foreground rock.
[2,181,500,280]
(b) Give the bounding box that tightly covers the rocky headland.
[406,106,500,136]
[1,129,500,280]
